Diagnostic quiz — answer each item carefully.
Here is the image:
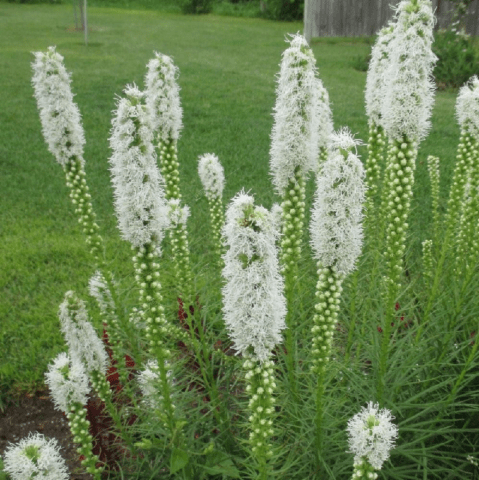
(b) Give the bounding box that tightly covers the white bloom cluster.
[88,270,114,314]
[109,84,170,248]
[45,352,90,414]
[167,198,190,227]
[314,77,334,154]
[3,433,69,480]
[31,46,85,168]
[456,75,479,139]
[145,52,183,142]
[137,359,168,409]
[59,291,108,375]
[382,0,436,142]
[347,402,398,470]
[365,23,395,127]
[198,153,225,201]
[270,34,320,195]
[310,129,366,276]
[222,192,286,363]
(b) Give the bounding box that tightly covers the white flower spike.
[347,402,399,470]
[109,84,170,248]
[365,23,395,128]
[145,52,183,142]
[310,129,366,276]
[198,153,225,201]
[222,192,286,363]
[456,75,479,140]
[270,33,319,195]
[31,46,85,168]
[382,0,436,142]
[315,77,334,157]
[58,291,108,375]
[3,432,69,480]
[45,352,90,414]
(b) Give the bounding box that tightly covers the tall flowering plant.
[109,84,180,438]
[145,52,195,302]
[310,129,366,450]
[270,33,319,390]
[198,153,226,259]
[378,0,436,398]
[364,23,395,220]
[222,192,286,479]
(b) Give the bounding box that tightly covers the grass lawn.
[0,2,460,407]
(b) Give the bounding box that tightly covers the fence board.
[304,0,479,40]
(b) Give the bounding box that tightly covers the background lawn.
[0,2,460,407]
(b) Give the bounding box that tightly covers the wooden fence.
[304,0,479,40]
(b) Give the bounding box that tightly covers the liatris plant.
[452,76,479,278]
[145,52,195,303]
[378,0,436,399]
[31,47,103,265]
[109,85,180,437]
[145,51,183,202]
[222,192,286,479]
[309,129,366,452]
[45,353,102,479]
[270,33,319,390]
[198,153,226,259]
[347,403,398,479]
[364,23,395,217]
[58,291,110,401]
[3,433,69,480]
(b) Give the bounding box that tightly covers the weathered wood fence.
[304,0,479,40]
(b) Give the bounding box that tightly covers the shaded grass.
[0,3,461,406]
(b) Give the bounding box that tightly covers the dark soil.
[0,391,92,480]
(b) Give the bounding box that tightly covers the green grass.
[0,2,460,407]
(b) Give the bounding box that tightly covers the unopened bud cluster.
[311,265,343,374]
[383,139,417,289]
[65,159,103,262]
[280,172,306,282]
[168,199,193,300]
[159,140,181,200]
[243,358,276,465]
[365,124,385,211]
[427,155,441,241]
[68,403,103,479]
[133,244,175,349]
[351,459,379,479]
[422,239,434,285]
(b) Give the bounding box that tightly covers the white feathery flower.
[314,77,334,153]
[137,360,170,410]
[456,75,479,140]
[310,128,366,276]
[167,198,190,227]
[222,192,286,363]
[270,33,320,195]
[45,352,90,414]
[88,271,114,314]
[382,0,436,142]
[198,153,225,201]
[58,291,108,375]
[270,202,283,234]
[3,432,69,480]
[347,402,398,470]
[365,23,395,127]
[109,84,170,248]
[31,46,85,168]
[145,52,183,142]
